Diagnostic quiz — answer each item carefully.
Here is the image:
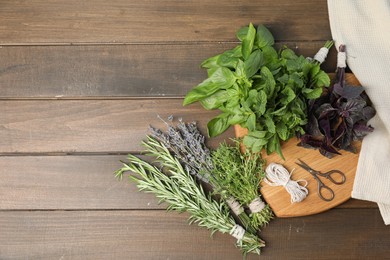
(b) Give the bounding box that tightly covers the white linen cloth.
[327,0,390,225]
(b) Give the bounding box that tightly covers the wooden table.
[0,1,388,259]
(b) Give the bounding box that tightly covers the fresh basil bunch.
[183,23,330,158]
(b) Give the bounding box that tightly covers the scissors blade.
[295,159,313,172]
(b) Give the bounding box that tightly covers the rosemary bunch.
[115,136,265,256]
[211,142,273,229]
[149,118,256,234]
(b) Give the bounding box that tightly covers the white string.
[226,197,244,215]
[337,51,347,68]
[264,163,309,203]
[248,197,266,213]
[314,47,330,64]
[230,224,245,241]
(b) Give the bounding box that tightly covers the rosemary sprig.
[149,119,257,234]
[116,136,265,256]
[211,142,273,229]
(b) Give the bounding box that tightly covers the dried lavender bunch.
[149,117,256,234]
[115,136,265,256]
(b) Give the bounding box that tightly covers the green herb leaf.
[246,113,256,131]
[241,23,256,60]
[276,122,289,141]
[244,50,263,78]
[264,115,276,133]
[256,24,274,48]
[302,87,323,99]
[183,79,220,105]
[200,90,229,110]
[207,113,231,137]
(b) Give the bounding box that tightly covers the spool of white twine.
[264,163,309,203]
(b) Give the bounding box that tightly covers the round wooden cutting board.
[234,74,361,218]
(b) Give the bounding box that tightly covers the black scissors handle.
[319,170,346,185]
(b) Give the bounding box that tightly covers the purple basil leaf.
[333,121,346,144]
[353,123,374,140]
[319,117,332,141]
[299,134,323,149]
[333,83,343,96]
[341,85,365,99]
[343,98,366,113]
[322,139,341,155]
[319,148,334,159]
[316,103,337,119]
[306,114,323,136]
[362,106,376,120]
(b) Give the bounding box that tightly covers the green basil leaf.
[183,79,220,105]
[207,114,231,137]
[256,24,274,48]
[255,90,267,116]
[210,67,236,88]
[200,90,229,110]
[264,115,276,133]
[235,59,246,78]
[228,113,246,125]
[260,66,276,97]
[276,122,289,141]
[217,54,239,69]
[262,45,278,65]
[236,26,249,41]
[274,135,285,159]
[244,50,263,78]
[246,113,256,131]
[241,23,256,60]
[201,54,220,69]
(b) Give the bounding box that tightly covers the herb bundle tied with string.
[116,117,273,256]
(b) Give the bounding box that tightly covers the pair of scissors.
[295,159,346,202]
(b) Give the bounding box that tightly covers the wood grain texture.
[0,99,233,153]
[0,210,388,259]
[0,0,330,45]
[0,155,375,211]
[0,155,164,210]
[0,42,337,98]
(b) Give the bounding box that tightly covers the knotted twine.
[248,197,266,213]
[314,47,330,64]
[226,197,244,215]
[229,224,246,241]
[264,163,309,203]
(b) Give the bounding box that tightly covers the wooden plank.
[337,199,378,209]
[0,155,164,210]
[0,100,233,153]
[0,155,375,210]
[0,0,331,45]
[0,43,337,98]
[0,209,388,259]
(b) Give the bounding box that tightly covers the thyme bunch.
[115,136,265,256]
[211,142,273,229]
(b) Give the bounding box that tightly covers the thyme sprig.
[115,136,265,256]
[211,142,273,228]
